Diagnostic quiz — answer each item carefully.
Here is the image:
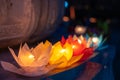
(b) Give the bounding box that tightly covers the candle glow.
[0,34,106,77]
[18,51,35,66]
[67,35,87,56]
[1,41,57,77]
[49,41,73,68]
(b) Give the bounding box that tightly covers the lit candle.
[92,36,101,49]
[91,34,107,50]
[49,41,73,68]
[92,37,99,45]
[67,35,87,56]
[18,51,35,66]
[5,41,53,76]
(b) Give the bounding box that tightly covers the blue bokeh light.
[64,1,68,8]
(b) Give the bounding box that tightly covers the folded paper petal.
[1,61,57,77]
[32,42,44,60]
[49,41,73,65]
[8,47,24,67]
[1,61,22,74]
[67,54,83,66]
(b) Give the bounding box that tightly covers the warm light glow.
[75,25,86,34]
[49,41,73,68]
[7,41,52,74]
[60,49,66,53]
[89,17,97,23]
[78,39,81,44]
[72,45,76,49]
[19,51,35,66]
[66,35,87,56]
[79,35,84,41]
[28,54,34,59]
[63,16,69,22]
[70,6,75,20]
[92,37,99,43]
[1,34,105,77]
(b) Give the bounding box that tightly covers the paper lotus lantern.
[0,34,106,77]
[86,34,108,50]
[49,41,73,68]
[61,35,88,56]
[1,41,56,77]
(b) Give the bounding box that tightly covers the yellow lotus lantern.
[1,41,56,77]
[49,41,73,68]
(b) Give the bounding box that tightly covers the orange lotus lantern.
[49,41,73,68]
[1,41,56,77]
[18,50,35,66]
[61,35,87,56]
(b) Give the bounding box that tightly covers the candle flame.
[92,37,99,43]
[28,54,34,59]
[78,39,81,44]
[60,49,66,53]
[72,45,76,49]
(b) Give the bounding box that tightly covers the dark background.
[63,0,120,80]
[68,0,120,18]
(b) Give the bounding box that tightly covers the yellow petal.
[49,42,63,64]
[67,54,83,66]
[63,42,73,61]
[49,41,73,65]
[44,40,52,48]
[55,56,68,68]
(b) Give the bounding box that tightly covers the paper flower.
[0,34,105,77]
[61,35,90,56]
[1,41,56,77]
[90,34,108,50]
[49,41,73,68]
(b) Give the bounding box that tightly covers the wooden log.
[0,0,64,48]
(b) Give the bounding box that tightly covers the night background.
[55,0,120,79]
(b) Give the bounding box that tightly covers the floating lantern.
[84,34,107,50]
[92,34,107,50]
[67,35,87,56]
[92,34,103,49]
[1,41,56,77]
[18,50,35,66]
[0,34,106,77]
[49,41,73,68]
[92,37,99,46]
